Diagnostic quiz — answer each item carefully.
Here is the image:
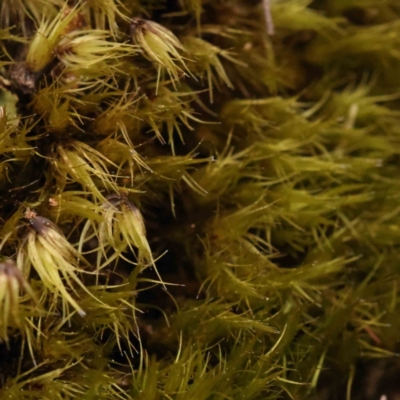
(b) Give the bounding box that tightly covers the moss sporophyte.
[1,0,400,399]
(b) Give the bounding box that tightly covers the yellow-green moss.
[0,1,400,399]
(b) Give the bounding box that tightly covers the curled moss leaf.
[26,5,81,72]
[18,209,93,317]
[130,18,192,90]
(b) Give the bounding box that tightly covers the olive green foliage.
[0,0,399,399]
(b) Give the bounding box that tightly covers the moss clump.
[0,1,400,399]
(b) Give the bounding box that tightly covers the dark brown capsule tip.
[0,259,23,280]
[29,215,52,234]
[130,18,144,36]
[104,193,122,209]
[28,215,62,236]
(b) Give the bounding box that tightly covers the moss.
[0,0,400,399]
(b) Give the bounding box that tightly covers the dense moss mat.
[0,0,400,399]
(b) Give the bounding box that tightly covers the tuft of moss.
[0,1,400,399]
